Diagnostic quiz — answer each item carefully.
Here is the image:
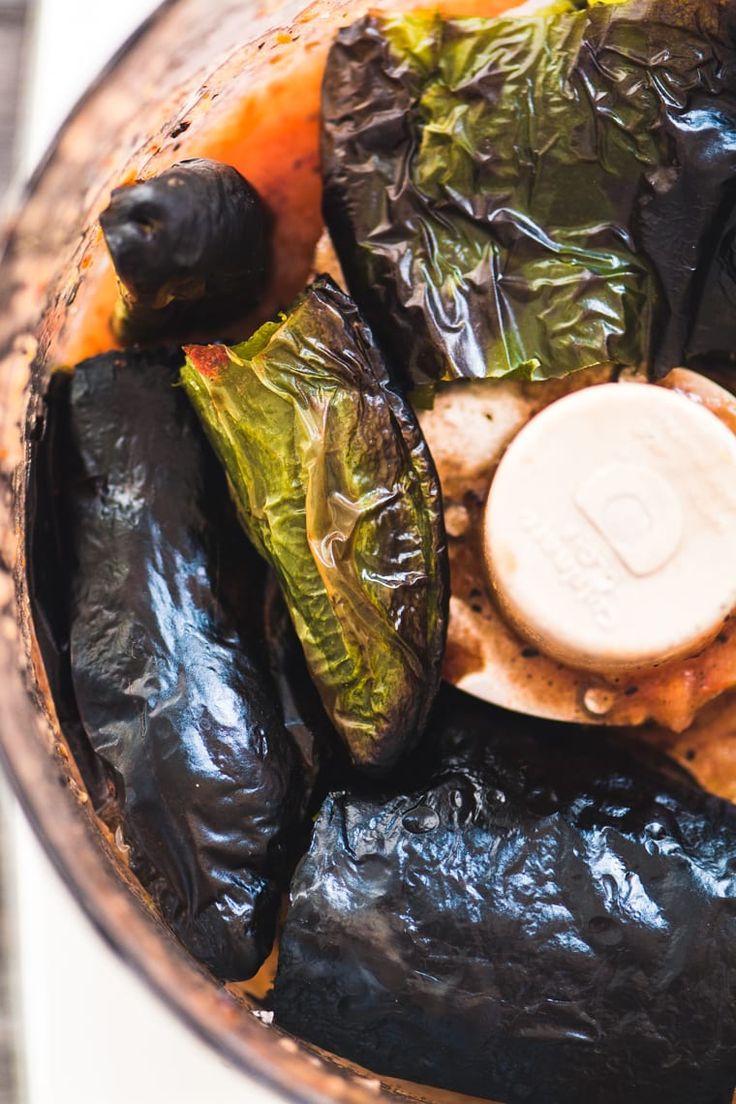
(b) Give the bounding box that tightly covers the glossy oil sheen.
[321,0,736,385]
[182,277,448,774]
[64,349,301,981]
[274,685,736,1103]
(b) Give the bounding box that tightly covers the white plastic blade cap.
[484,382,736,672]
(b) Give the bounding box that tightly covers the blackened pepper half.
[273,686,736,1104]
[66,349,299,981]
[181,277,448,775]
[321,0,736,385]
[100,158,271,344]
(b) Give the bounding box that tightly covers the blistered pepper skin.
[321,1,736,385]
[100,158,271,344]
[182,277,448,774]
[274,686,736,1104]
[66,350,300,981]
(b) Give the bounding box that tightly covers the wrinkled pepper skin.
[27,372,114,813]
[321,1,736,385]
[100,158,271,344]
[263,574,349,801]
[66,350,300,981]
[273,686,736,1104]
[181,277,448,774]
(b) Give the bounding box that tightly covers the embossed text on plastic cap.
[484,382,736,672]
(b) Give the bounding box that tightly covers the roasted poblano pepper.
[321,0,736,385]
[181,277,448,773]
[273,686,736,1104]
[65,349,301,981]
[263,574,350,799]
[100,158,271,344]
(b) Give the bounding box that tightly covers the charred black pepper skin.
[65,350,300,981]
[27,372,112,813]
[274,686,736,1104]
[100,158,271,344]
